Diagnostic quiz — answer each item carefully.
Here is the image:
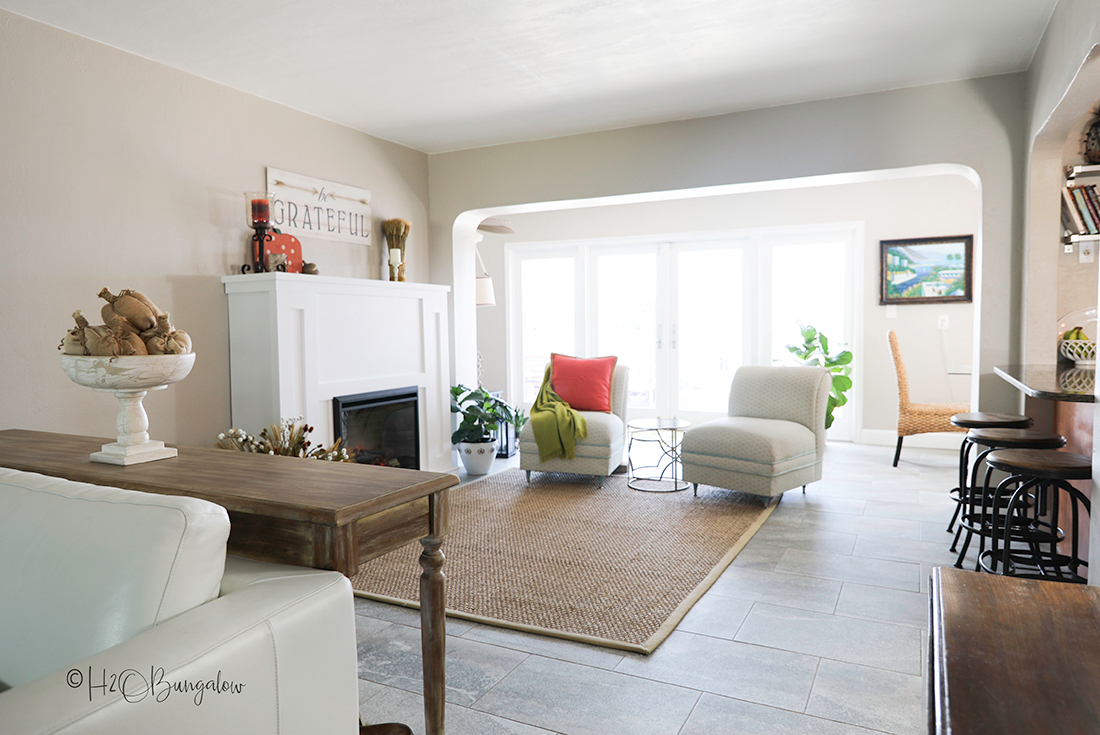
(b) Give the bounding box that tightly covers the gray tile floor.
[355,442,974,735]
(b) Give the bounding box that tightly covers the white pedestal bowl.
[60,353,196,465]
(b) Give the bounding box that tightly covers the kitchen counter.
[993,363,1095,403]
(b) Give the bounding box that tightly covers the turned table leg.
[419,490,449,735]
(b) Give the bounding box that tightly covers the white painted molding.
[858,429,964,451]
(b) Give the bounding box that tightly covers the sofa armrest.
[0,557,358,735]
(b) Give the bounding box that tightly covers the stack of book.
[1063,184,1100,235]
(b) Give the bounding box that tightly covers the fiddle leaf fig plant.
[785,323,853,429]
[450,385,528,445]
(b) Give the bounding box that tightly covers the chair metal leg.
[892,436,903,467]
[525,470,531,483]
[802,485,806,494]
[693,483,698,497]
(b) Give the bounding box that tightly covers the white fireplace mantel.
[222,273,454,472]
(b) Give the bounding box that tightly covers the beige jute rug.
[350,469,775,653]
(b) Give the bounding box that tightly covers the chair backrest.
[0,467,230,689]
[609,363,630,423]
[728,365,832,455]
[887,330,911,410]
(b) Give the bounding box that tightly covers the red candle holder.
[246,191,272,227]
[242,191,275,274]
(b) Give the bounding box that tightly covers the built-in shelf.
[1062,164,1100,245]
[1064,232,1100,243]
[1067,163,1100,181]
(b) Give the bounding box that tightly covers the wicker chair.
[888,330,969,467]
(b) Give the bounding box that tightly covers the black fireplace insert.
[332,386,420,469]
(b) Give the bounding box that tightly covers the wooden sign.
[266,168,371,245]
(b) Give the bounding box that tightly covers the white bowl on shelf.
[1059,339,1096,366]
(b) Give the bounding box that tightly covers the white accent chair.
[681,365,832,499]
[0,466,359,734]
[519,364,630,485]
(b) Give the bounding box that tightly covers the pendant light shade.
[475,275,496,307]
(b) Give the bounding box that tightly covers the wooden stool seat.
[945,413,1035,538]
[966,428,1066,450]
[950,431,1066,566]
[976,448,1091,584]
[951,412,1033,430]
[985,449,1092,480]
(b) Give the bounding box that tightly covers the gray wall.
[430,75,1028,417]
[0,10,430,446]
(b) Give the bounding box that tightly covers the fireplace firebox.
[332,387,420,469]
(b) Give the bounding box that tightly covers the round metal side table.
[627,418,691,492]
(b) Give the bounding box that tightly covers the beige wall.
[474,172,979,437]
[0,10,429,446]
[430,75,1027,419]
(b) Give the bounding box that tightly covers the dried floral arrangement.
[59,288,192,356]
[383,218,410,281]
[216,418,352,462]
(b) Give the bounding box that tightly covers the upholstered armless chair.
[681,365,831,499]
[519,363,630,485]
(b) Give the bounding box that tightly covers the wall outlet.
[1080,241,1095,264]
[938,315,949,330]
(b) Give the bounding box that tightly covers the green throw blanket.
[530,364,587,461]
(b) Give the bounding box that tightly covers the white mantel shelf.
[222,273,454,473]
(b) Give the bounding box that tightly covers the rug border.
[352,493,779,654]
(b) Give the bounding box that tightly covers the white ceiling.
[1,0,1058,153]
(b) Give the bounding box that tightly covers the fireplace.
[332,387,420,469]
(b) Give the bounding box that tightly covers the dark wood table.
[929,566,1100,734]
[0,429,457,735]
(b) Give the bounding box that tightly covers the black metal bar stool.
[949,427,1065,567]
[946,412,1033,534]
[977,448,1090,584]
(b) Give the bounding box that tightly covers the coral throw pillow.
[551,354,618,413]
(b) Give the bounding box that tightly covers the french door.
[507,226,857,438]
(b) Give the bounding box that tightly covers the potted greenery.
[784,323,853,430]
[450,385,527,475]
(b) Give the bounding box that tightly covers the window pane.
[770,242,846,365]
[521,257,575,403]
[596,252,657,409]
[677,248,742,412]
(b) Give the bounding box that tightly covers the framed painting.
[880,235,973,305]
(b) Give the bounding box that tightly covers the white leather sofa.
[682,365,832,499]
[0,466,359,734]
[519,364,630,484]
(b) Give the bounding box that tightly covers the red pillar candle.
[245,191,273,227]
[251,198,270,225]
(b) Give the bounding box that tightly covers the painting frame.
[880,235,973,305]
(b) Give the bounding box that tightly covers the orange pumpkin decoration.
[264,232,303,273]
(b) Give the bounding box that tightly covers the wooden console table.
[0,429,457,735]
[929,566,1100,734]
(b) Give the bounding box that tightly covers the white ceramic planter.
[457,440,497,475]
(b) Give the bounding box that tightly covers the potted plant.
[784,323,853,429]
[450,385,526,475]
